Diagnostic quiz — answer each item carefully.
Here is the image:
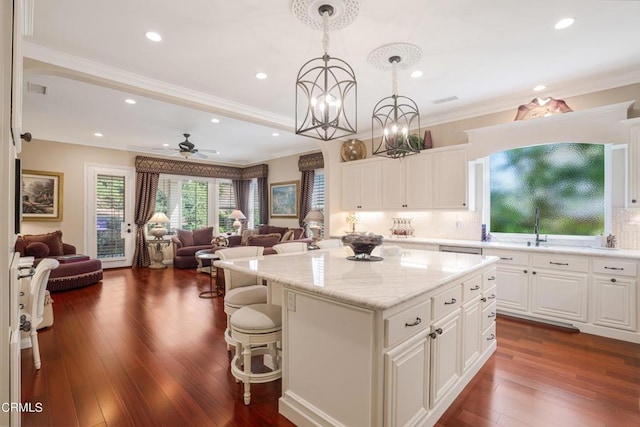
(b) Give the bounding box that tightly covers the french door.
[85,164,135,268]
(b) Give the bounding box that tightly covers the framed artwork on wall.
[22,169,64,221]
[270,180,299,218]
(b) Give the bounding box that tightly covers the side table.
[195,250,223,298]
[148,239,170,269]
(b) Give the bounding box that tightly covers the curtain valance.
[298,152,324,171]
[135,156,268,179]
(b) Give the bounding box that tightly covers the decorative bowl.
[341,233,384,261]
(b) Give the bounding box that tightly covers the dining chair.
[21,258,59,370]
[272,242,308,254]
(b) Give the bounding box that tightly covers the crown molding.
[22,42,296,130]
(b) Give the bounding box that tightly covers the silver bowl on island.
[341,233,384,261]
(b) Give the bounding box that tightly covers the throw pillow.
[177,229,194,247]
[241,229,259,246]
[193,227,214,246]
[21,230,64,256]
[291,227,305,240]
[247,233,281,247]
[25,242,50,258]
[281,230,295,242]
[267,226,289,239]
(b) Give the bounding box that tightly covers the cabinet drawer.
[593,259,637,277]
[462,275,482,302]
[482,302,497,332]
[432,285,462,320]
[483,268,497,290]
[385,300,431,348]
[482,323,497,353]
[532,254,588,273]
[484,250,529,266]
[482,285,497,309]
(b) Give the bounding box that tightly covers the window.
[311,170,325,237]
[489,143,605,236]
[96,174,125,259]
[155,176,262,235]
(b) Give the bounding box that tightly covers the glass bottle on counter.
[390,218,414,238]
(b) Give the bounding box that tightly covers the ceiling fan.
[165,134,219,159]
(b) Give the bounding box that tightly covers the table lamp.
[303,208,324,244]
[230,209,246,234]
[149,212,170,239]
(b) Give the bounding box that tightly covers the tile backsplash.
[613,208,640,250]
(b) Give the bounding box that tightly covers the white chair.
[21,258,59,370]
[217,246,267,352]
[316,239,342,249]
[229,303,282,405]
[272,242,308,254]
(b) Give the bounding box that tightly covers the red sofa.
[171,225,312,269]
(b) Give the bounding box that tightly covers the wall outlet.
[287,292,296,312]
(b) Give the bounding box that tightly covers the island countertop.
[214,247,498,310]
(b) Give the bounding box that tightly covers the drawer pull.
[500,257,513,261]
[611,278,617,283]
[19,303,24,310]
[487,294,496,300]
[486,334,496,341]
[487,276,496,281]
[404,317,422,327]
[549,261,569,266]
[429,331,437,339]
[488,312,496,318]
[481,297,487,302]
[604,266,624,271]
[444,298,457,305]
[469,285,480,291]
[19,291,25,297]
[435,328,443,335]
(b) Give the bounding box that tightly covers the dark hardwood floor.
[21,267,640,426]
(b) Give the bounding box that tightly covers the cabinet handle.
[604,266,624,271]
[429,331,437,339]
[487,276,496,281]
[500,257,513,261]
[524,269,528,273]
[488,312,496,318]
[549,261,569,266]
[19,303,24,310]
[444,298,457,305]
[532,271,537,275]
[611,278,617,283]
[405,317,422,327]
[470,285,480,291]
[486,334,496,341]
[487,294,496,300]
[435,328,443,335]
[19,291,25,297]
[481,297,487,302]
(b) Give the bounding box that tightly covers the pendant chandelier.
[294,1,359,141]
[370,44,422,159]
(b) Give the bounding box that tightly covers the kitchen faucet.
[534,206,547,247]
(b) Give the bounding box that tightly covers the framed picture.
[22,169,64,221]
[270,180,299,218]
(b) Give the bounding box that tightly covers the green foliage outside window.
[490,143,604,236]
[181,180,209,230]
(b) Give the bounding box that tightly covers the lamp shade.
[229,210,246,220]
[303,209,324,223]
[150,212,170,223]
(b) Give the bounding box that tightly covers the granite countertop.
[214,247,498,311]
[339,236,640,260]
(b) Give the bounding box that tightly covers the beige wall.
[19,139,137,253]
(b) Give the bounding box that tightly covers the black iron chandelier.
[295,4,357,141]
[372,55,421,159]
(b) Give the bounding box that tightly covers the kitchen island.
[216,247,498,426]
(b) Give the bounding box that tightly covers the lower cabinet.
[530,269,588,322]
[384,332,431,427]
[430,307,462,407]
[592,275,636,331]
[494,265,529,312]
[461,298,482,373]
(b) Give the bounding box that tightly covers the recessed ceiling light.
[410,70,423,79]
[533,85,546,92]
[145,31,162,42]
[211,118,220,123]
[555,18,574,30]
[255,72,268,80]
[125,98,136,105]
[272,132,279,137]
[94,132,103,137]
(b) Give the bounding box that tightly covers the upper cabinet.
[342,159,383,210]
[341,146,468,211]
[624,117,640,206]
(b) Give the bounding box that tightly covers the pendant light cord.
[391,60,398,96]
[322,11,330,54]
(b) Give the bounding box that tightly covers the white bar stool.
[229,303,282,405]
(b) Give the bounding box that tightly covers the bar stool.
[229,303,282,405]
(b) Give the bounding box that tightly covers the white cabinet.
[384,333,431,427]
[592,258,638,331]
[432,147,468,209]
[484,249,530,313]
[405,154,433,209]
[531,269,588,322]
[341,159,382,210]
[623,117,640,206]
[381,159,406,209]
[461,298,482,373]
[430,310,462,407]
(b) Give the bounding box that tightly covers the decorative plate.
[341,139,367,162]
